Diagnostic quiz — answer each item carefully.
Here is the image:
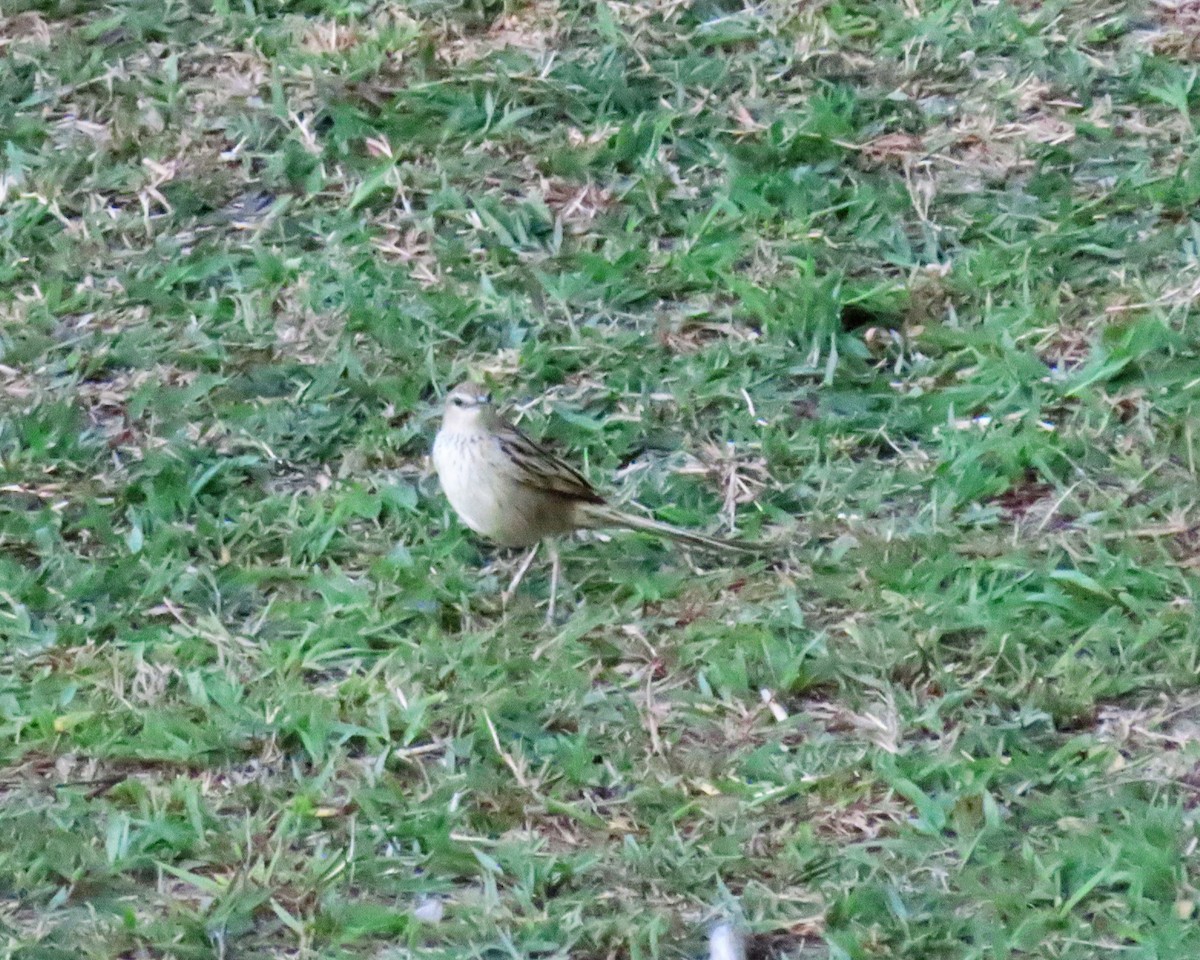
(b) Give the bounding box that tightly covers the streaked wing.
[493,420,605,504]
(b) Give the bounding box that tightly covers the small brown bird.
[431,381,757,618]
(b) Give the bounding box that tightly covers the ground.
[2,0,1200,957]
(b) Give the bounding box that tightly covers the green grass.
[3,0,1200,957]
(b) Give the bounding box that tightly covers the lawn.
[3,0,1200,957]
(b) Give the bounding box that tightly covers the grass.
[3,0,1200,957]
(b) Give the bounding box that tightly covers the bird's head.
[442,381,497,430]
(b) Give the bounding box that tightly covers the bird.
[431,380,759,619]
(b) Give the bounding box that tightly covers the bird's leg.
[502,544,540,608]
[546,539,560,625]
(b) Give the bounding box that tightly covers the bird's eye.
[450,396,465,407]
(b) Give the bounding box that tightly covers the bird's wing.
[493,421,606,504]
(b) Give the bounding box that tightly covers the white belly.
[432,430,575,546]
[433,432,498,534]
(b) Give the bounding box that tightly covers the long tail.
[578,504,764,555]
